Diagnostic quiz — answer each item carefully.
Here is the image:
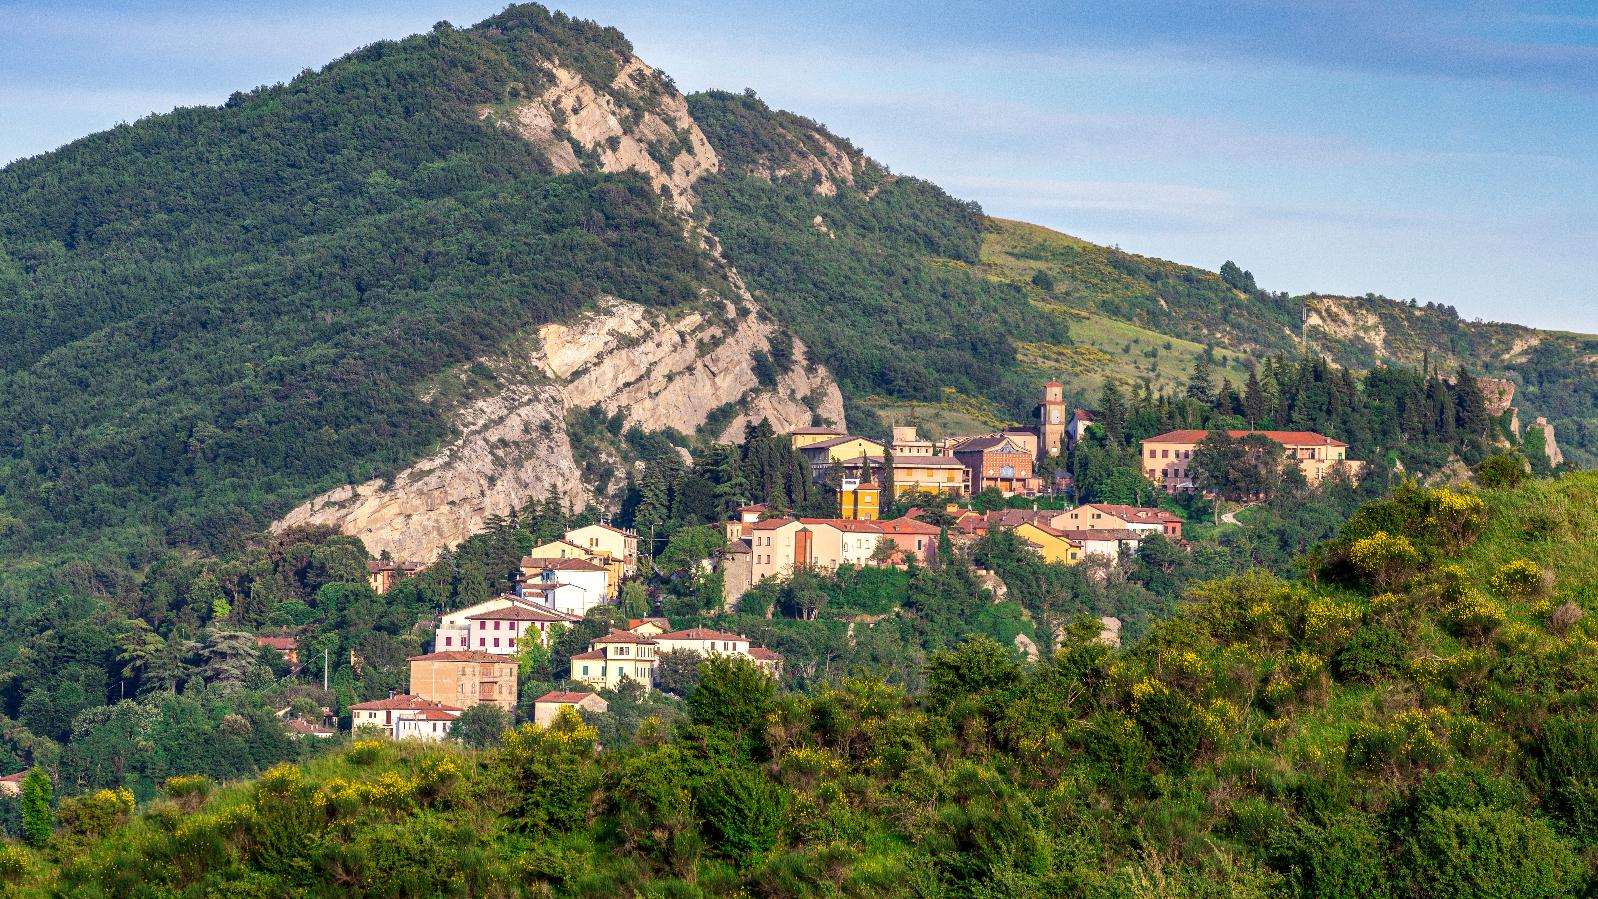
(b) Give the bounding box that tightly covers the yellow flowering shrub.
[1490,559,1545,599]
[1347,531,1421,589]
[58,787,136,838]
[1443,591,1506,641]
[0,844,27,879]
[347,739,384,765]
[1349,707,1450,773]
[1426,488,1488,549]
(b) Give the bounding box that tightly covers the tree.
[1475,453,1529,490]
[620,581,650,618]
[687,656,775,747]
[197,631,261,693]
[452,703,509,749]
[655,525,726,578]
[654,650,704,696]
[20,768,51,847]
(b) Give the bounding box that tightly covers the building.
[255,635,300,668]
[569,630,658,691]
[525,538,592,562]
[285,718,337,739]
[888,426,936,457]
[747,518,845,582]
[0,771,28,798]
[1065,409,1099,452]
[788,426,846,450]
[889,455,969,499]
[1054,528,1146,563]
[394,709,459,742]
[350,694,462,738]
[839,478,881,520]
[627,617,671,638]
[516,556,610,616]
[1039,380,1067,457]
[951,435,1041,495]
[435,595,578,653]
[1052,504,1183,538]
[533,690,609,728]
[651,627,783,678]
[797,436,887,477]
[875,516,943,565]
[565,523,640,580]
[366,560,424,595]
[1012,521,1084,565]
[407,651,519,714]
[1140,429,1366,494]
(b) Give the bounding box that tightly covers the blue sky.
[4,1,1595,331]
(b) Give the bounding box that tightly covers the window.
[444,636,452,646]
[478,621,485,630]
[1161,449,1170,459]
[478,638,485,647]
[582,665,589,676]
[493,620,501,630]
[1148,449,1156,458]
[493,638,500,647]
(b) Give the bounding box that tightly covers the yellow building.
[798,436,886,468]
[890,455,969,499]
[1013,521,1083,565]
[1139,429,1366,494]
[788,426,846,450]
[564,523,639,580]
[839,481,881,520]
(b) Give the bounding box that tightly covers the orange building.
[1140,429,1365,494]
[839,479,881,520]
[407,651,518,714]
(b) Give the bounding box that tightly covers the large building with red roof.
[1140,429,1365,494]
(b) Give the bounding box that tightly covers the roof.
[1143,429,1348,448]
[366,560,395,573]
[747,647,783,661]
[1081,504,1182,524]
[255,636,298,650]
[536,690,601,704]
[466,604,576,622]
[891,454,966,469]
[521,556,606,572]
[985,508,1052,528]
[656,628,750,642]
[0,770,28,783]
[952,435,1030,454]
[877,517,942,535]
[407,651,515,663]
[351,694,462,712]
[569,649,607,661]
[751,517,797,531]
[788,427,845,435]
[736,503,769,513]
[1049,528,1147,542]
[570,523,637,538]
[401,709,460,722]
[803,435,883,451]
[815,518,884,534]
[628,617,670,629]
[1070,409,1098,421]
[593,629,655,644]
[286,718,336,736]
[726,538,752,554]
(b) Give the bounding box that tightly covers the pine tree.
[1186,353,1214,407]
[1243,370,1266,425]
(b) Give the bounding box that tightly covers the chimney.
[387,689,396,699]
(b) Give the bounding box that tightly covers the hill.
[2,4,1594,578]
[12,471,1598,896]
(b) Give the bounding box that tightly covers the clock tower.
[1040,380,1066,459]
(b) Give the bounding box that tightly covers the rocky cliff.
[275,297,842,563]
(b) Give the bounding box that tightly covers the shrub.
[347,739,384,765]
[1475,453,1529,489]
[1266,811,1395,899]
[1489,559,1545,599]
[0,844,27,880]
[19,769,51,847]
[1401,805,1578,898]
[163,774,212,812]
[1347,531,1420,590]
[1526,715,1598,843]
[1334,624,1407,683]
[696,766,786,867]
[58,787,135,839]
[1549,600,1585,635]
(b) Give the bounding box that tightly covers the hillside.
[12,472,1598,896]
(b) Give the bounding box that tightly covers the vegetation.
[1,472,1595,895]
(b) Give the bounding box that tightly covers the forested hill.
[1,1,1594,579]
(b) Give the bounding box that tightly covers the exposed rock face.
[485,55,718,211]
[1529,416,1564,467]
[275,299,843,563]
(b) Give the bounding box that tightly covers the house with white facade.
[435,595,578,654]
[393,708,459,742]
[516,557,610,616]
[349,694,462,738]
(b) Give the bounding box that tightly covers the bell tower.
[1040,380,1066,459]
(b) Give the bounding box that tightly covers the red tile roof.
[570,649,607,661]
[536,690,601,704]
[407,651,515,663]
[878,517,942,535]
[465,604,576,622]
[803,435,883,451]
[351,694,462,712]
[656,628,750,642]
[0,770,28,783]
[1081,504,1182,524]
[1143,429,1347,447]
[286,718,336,736]
[628,617,670,629]
[751,517,797,531]
[1050,528,1147,541]
[747,647,782,661]
[521,556,606,572]
[403,709,461,722]
[255,636,298,651]
[593,629,655,644]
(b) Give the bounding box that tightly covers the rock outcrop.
[275,298,843,563]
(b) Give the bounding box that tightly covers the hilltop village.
[307,380,1388,742]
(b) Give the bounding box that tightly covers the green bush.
[1333,623,1407,683]
[696,766,786,867]
[1401,806,1578,899]
[1266,811,1394,899]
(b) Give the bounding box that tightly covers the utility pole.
[323,647,329,692]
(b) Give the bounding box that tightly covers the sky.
[4,1,1595,331]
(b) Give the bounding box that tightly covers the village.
[283,381,1371,743]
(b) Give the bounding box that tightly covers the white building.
[532,690,609,728]
[349,694,462,738]
[435,595,578,654]
[653,627,751,658]
[516,557,610,617]
[393,708,459,742]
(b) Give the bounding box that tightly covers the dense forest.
[9,467,1598,896]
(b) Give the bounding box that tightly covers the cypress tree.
[21,768,51,846]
